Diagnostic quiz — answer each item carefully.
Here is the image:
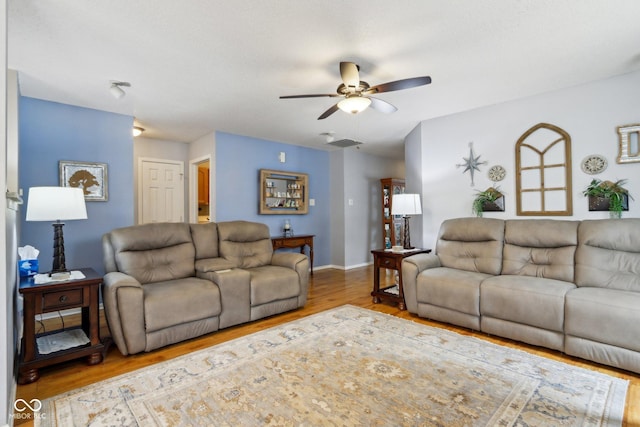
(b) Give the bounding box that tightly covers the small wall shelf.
[483,196,505,212]
[259,169,309,215]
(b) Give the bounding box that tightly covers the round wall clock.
[581,155,607,175]
[488,165,506,182]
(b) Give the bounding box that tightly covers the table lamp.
[26,186,88,274]
[391,193,422,249]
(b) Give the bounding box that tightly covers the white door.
[139,158,184,223]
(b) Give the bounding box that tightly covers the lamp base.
[51,221,68,275]
[402,216,414,250]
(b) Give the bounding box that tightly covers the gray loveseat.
[403,217,640,374]
[102,220,309,355]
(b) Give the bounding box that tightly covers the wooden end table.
[271,234,315,274]
[18,268,105,384]
[371,248,431,310]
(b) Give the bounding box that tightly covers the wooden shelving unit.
[260,169,309,214]
[380,178,405,248]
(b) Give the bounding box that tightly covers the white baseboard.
[315,262,373,271]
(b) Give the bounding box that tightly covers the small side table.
[18,268,105,384]
[271,234,315,275]
[371,248,431,310]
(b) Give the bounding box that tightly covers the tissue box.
[18,259,38,277]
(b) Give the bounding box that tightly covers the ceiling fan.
[280,61,431,120]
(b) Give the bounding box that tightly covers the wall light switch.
[279,152,286,163]
[309,198,315,206]
[348,198,354,206]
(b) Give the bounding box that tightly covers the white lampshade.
[337,96,371,114]
[26,187,88,221]
[392,193,422,216]
[132,126,145,137]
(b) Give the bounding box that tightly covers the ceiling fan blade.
[318,104,340,120]
[369,97,397,114]
[365,76,432,94]
[280,94,339,99]
[340,62,360,89]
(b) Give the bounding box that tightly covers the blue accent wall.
[215,132,331,267]
[19,97,134,275]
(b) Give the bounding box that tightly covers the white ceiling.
[8,1,640,159]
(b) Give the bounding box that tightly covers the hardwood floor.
[14,266,640,425]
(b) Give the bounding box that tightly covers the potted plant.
[582,179,633,218]
[472,187,504,217]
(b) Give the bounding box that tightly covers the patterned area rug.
[39,305,627,426]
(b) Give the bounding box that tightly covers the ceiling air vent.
[326,139,362,148]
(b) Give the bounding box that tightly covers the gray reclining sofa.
[102,220,310,355]
[403,217,640,374]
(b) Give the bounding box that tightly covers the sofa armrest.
[102,272,145,356]
[271,252,310,307]
[198,268,251,329]
[271,252,306,270]
[402,253,441,314]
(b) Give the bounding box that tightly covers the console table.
[371,248,431,310]
[18,268,105,384]
[271,234,314,274]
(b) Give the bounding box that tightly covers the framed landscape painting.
[59,160,108,201]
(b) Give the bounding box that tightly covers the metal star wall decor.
[456,142,487,186]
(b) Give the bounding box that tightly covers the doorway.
[189,155,212,223]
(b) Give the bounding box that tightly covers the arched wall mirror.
[515,123,573,216]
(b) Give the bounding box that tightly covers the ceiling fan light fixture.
[337,96,371,114]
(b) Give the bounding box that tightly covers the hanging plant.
[582,179,633,218]
[472,187,504,217]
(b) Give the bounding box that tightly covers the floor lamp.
[391,193,422,249]
[26,187,88,275]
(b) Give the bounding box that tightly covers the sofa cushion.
[416,267,492,316]
[190,222,219,260]
[247,265,300,305]
[575,218,640,292]
[218,221,273,268]
[143,277,221,333]
[502,219,578,282]
[566,287,640,352]
[109,223,195,284]
[436,218,504,275]
[481,275,575,332]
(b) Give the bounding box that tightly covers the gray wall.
[343,149,404,267]
[406,70,640,249]
[329,150,346,268]
[404,124,424,248]
[330,148,404,269]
